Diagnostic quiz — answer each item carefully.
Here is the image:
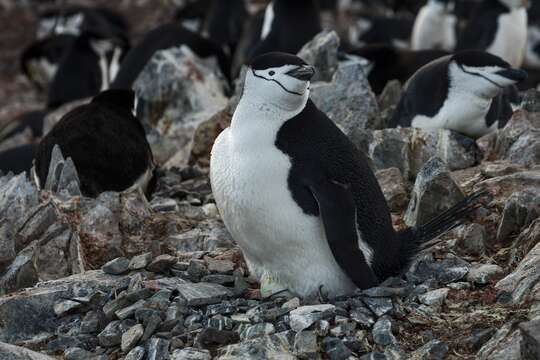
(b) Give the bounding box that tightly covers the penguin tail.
[410,190,488,245]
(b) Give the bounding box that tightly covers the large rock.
[477,322,528,360]
[310,56,381,137]
[41,145,82,198]
[375,168,409,212]
[0,341,57,360]
[297,30,340,82]
[0,270,132,343]
[476,171,540,198]
[217,333,295,360]
[134,45,228,168]
[0,172,39,229]
[404,157,465,227]
[496,242,540,304]
[496,190,540,243]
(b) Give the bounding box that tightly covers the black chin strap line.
[251,69,304,96]
[458,64,504,89]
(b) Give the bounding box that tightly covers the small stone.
[467,264,503,285]
[206,258,235,274]
[177,282,231,306]
[147,254,177,273]
[289,304,336,332]
[128,253,152,270]
[410,339,448,360]
[102,257,130,275]
[407,255,470,284]
[125,346,145,360]
[202,203,218,217]
[457,223,487,255]
[201,274,235,285]
[195,328,240,348]
[80,310,107,334]
[142,314,162,342]
[187,259,209,281]
[241,323,276,340]
[146,337,170,360]
[322,337,352,360]
[418,288,449,308]
[361,297,393,317]
[172,347,211,360]
[97,321,122,347]
[64,347,95,360]
[372,317,396,346]
[282,297,301,311]
[53,300,83,316]
[115,299,146,320]
[294,331,318,356]
[121,324,144,353]
[350,307,375,328]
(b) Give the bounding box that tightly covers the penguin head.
[450,51,527,99]
[245,52,315,111]
[428,0,454,12]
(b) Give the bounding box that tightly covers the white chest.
[487,9,527,67]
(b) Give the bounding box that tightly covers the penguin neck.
[231,91,308,148]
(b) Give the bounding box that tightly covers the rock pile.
[1,30,540,359]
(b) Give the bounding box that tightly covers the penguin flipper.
[308,178,379,290]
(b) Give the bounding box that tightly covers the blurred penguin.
[411,0,457,51]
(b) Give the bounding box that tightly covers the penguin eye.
[269,71,275,76]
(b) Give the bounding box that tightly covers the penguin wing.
[308,176,379,290]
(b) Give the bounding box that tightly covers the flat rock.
[217,333,295,360]
[121,324,144,353]
[289,304,336,332]
[172,347,211,360]
[125,346,145,360]
[128,253,152,270]
[467,264,503,285]
[375,167,409,212]
[102,257,130,275]
[418,288,449,308]
[147,254,177,273]
[177,282,231,306]
[146,337,170,360]
[410,339,448,360]
[372,317,396,346]
[0,341,57,360]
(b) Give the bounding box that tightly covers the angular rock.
[115,299,146,320]
[437,131,478,171]
[53,299,83,316]
[177,282,231,306]
[125,346,145,360]
[477,323,526,360]
[494,110,540,167]
[404,157,465,227]
[418,288,449,308]
[97,320,122,347]
[129,252,152,270]
[146,337,170,360]
[0,221,15,273]
[310,57,381,138]
[0,341,57,360]
[0,244,38,295]
[43,144,82,197]
[410,339,448,360]
[172,347,211,360]
[147,254,177,273]
[361,297,393,317]
[407,255,470,284]
[294,331,318,356]
[218,334,294,359]
[164,220,235,252]
[519,317,540,359]
[80,310,107,334]
[195,328,240,348]
[297,30,339,82]
[121,324,144,353]
[496,190,540,243]
[467,264,503,285]
[496,242,540,304]
[372,317,396,346]
[0,172,39,229]
[241,323,275,340]
[102,257,130,275]
[206,258,235,274]
[368,128,411,178]
[322,337,352,360]
[289,304,336,332]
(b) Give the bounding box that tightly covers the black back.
[35,90,153,197]
[204,0,247,54]
[0,144,37,176]
[356,16,414,46]
[249,0,322,59]
[389,55,452,127]
[111,23,231,89]
[275,99,404,279]
[350,45,448,94]
[456,0,509,51]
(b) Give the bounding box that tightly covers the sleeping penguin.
[456,0,528,67]
[35,89,155,198]
[390,50,527,138]
[210,52,485,297]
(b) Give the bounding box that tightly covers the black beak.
[496,68,528,83]
[286,65,315,81]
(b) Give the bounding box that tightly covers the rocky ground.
[1,11,540,360]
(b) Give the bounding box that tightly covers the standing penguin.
[456,0,527,67]
[390,51,527,138]
[249,0,322,59]
[210,52,484,297]
[411,0,457,51]
[35,89,155,197]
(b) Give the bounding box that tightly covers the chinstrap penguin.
[411,0,457,51]
[390,50,527,138]
[211,52,485,297]
[35,89,155,198]
[0,144,37,176]
[456,0,528,67]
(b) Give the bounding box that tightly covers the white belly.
[487,9,527,68]
[210,128,357,297]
